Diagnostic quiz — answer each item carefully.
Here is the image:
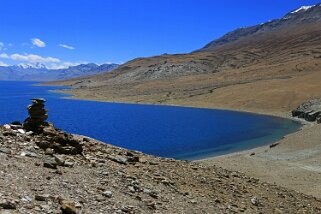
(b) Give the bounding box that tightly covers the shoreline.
[49,87,310,157]
[52,88,292,118]
[47,86,321,199]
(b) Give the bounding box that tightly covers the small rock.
[143,189,158,199]
[269,143,279,148]
[21,195,33,203]
[60,200,77,214]
[64,161,75,168]
[3,124,11,130]
[0,148,11,154]
[102,191,113,198]
[128,186,136,193]
[26,131,33,135]
[74,201,82,208]
[0,200,16,209]
[25,151,38,158]
[149,161,158,165]
[83,137,90,142]
[54,155,65,166]
[35,194,50,201]
[113,157,128,165]
[190,199,197,204]
[43,157,58,169]
[40,204,50,210]
[127,156,140,163]
[17,129,26,134]
[251,197,258,206]
[45,148,55,155]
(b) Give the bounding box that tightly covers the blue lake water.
[0,81,301,160]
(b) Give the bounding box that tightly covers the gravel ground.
[0,123,321,213]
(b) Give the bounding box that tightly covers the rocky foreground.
[0,124,321,213]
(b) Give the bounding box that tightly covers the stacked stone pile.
[23,98,48,132]
[21,98,84,155]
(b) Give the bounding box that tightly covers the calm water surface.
[0,81,301,160]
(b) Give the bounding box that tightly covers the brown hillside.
[49,5,321,115]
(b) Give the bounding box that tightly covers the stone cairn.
[23,98,48,132]
[22,98,84,155]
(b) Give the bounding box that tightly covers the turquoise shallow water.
[0,81,301,160]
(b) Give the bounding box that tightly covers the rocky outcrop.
[292,99,321,123]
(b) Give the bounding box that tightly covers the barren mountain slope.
[50,4,321,115]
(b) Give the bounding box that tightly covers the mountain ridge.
[201,3,321,50]
[0,63,119,81]
[48,4,321,115]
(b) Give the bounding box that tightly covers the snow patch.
[17,63,47,69]
[291,5,315,14]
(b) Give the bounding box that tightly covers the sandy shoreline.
[48,87,321,199]
[52,88,291,117]
[201,120,321,199]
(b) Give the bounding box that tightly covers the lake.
[0,81,301,160]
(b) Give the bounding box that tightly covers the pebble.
[60,199,77,214]
[102,191,113,198]
[0,148,11,154]
[128,186,136,193]
[251,197,258,206]
[45,148,55,155]
[17,129,26,134]
[3,124,11,129]
[64,161,75,168]
[35,194,50,201]
[25,151,38,158]
[43,157,58,169]
[21,195,32,203]
[113,157,128,165]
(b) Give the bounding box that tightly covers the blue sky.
[0,0,320,68]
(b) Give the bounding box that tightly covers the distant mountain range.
[0,63,119,81]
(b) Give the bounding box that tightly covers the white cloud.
[0,61,8,66]
[59,44,75,50]
[0,53,9,58]
[48,61,83,69]
[31,38,46,48]
[10,53,60,63]
[0,42,4,50]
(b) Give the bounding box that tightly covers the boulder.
[292,99,321,122]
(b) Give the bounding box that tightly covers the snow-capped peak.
[290,5,315,14]
[16,63,47,69]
